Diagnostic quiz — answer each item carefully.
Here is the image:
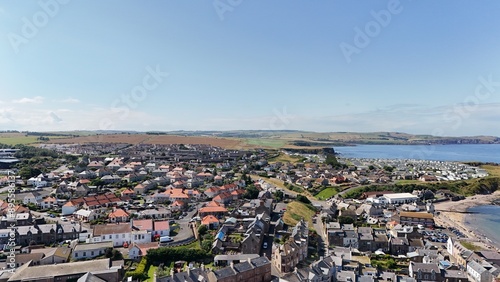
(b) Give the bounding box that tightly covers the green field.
[0,135,40,145]
[0,133,71,146]
[315,187,338,200]
[244,138,287,148]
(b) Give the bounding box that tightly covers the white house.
[62,201,78,216]
[131,230,151,245]
[382,193,419,205]
[74,209,99,222]
[40,197,57,209]
[153,220,170,237]
[467,260,492,282]
[72,242,113,260]
[23,192,42,205]
[92,223,132,247]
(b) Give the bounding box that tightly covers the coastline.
[434,191,500,251]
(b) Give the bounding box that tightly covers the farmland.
[0,133,69,146]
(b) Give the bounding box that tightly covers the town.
[0,142,498,282]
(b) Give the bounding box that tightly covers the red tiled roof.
[201,215,219,225]
[154,220,170,231]
[133,219,153,231]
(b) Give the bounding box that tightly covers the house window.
[83,252,86,257]
[91,251,94,256]
[115,234,119,239]
[75,253,78,257]
[109,235,112,239]
[122,234,125,238]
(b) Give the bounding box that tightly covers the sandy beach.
[434,191,500,251]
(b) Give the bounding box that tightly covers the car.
[49,214,56,218]
[60,217,68,221]
[263,242,268,249]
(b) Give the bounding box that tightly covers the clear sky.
[1,1,500,136]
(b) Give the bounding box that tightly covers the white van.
[159,236,174,243]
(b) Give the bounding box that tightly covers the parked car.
[263,242,268,249]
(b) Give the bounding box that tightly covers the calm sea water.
[335,144,500,163]
[465,205,500,248]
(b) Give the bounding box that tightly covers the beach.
[434,191,500,251]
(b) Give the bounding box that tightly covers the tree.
[274,190,284,202]
[243,185,259,199]
[18,167,42,179]
[198,225,208,237]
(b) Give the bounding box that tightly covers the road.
[171,202,204,242]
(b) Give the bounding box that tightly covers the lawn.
[283,201,317,227]
[145,265,157,282]
[315,187,338,200]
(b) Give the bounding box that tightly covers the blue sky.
[1,0,500,136]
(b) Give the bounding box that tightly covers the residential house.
[92,223,132,247]
[72,242,113,260]
[108,208,129,223]
[208,256,272,282]
[467,260,493,282]
[409,262,442,282]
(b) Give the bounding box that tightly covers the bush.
[297,195,311,205]
[146,246,212,266]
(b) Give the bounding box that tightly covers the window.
[122,234,125,238]
[91,251,94,256]
[115,234,119,239]
[83,252,86,257]
[109,235,112,239]
[75,253,78,257]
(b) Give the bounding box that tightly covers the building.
[92,223,132,247]
[467,260,493,282]
[6,258,124,282]
[72,242,114,260]
[399,212,435,227]
[382,193,419,204]
[273,219,309,273]
[208,256,272,282]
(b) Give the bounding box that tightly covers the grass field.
[315,187,338,200]
[283,201,316,227]
[268,152,306,164]
[461,241,482,251]
[0,133,69,146]
[244,138,287,148]
[481,165,500,177]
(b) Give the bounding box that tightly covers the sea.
[335,144,500,246]
[335,144,500,163]
[465,205,500,248]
